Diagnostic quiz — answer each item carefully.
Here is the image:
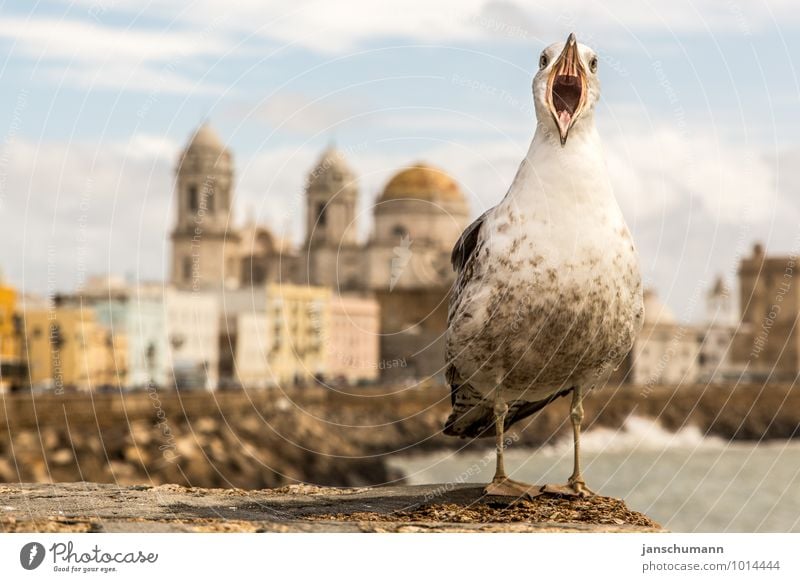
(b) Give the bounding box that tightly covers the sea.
[388,417,800,532]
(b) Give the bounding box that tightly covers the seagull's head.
[533,33,600,146]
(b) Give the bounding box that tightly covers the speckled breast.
[447,243,643,397]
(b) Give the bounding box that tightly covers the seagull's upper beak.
[547,33,587,146]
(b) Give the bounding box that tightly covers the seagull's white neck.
[506,110,613,208]
[528,110,600,161]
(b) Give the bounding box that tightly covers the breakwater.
[1,383,797,488]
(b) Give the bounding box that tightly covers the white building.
[697,276,737,384]
[219,312,271,389]
[165,288,220,390]
[629,289,701,386]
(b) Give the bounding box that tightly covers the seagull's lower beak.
[548,33,586,146]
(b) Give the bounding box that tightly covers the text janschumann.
[641,544,724,557]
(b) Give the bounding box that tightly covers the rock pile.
[1,382,797,489]
[0,409,405,488]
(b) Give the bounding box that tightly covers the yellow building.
[0,281,25,391]
[24,307,128,392]
[266,283,330,387]
[220,284,374,388]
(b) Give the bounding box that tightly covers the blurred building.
[697,275,737,383]
[326,294,380,385]
[23,306,127,392]
[302,147,362,290]
[165,288,220,390]
[731,243,799,381]
[219,311,270,388]
[170,124,241,290]
[58,278,168,388]
[267,284,330,386]
[0,277,25,391]
[217,284,380,387]
[366,165,469,382]
[238,218,297,286]
[627,289,700,385]
[168,124,469,384]
[299,153,470,381]
[170,124,298,291]
[218,284,329,387]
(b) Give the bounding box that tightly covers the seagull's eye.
[539,53,548,69]
[589,56,598,73]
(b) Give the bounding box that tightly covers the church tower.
[706,274,734,325]
[304,147,361,289]
[305,146,358,248]
[171,123,240,290]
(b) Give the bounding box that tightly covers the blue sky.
[1,0,798,320]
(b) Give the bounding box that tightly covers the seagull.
[443,33,643,498]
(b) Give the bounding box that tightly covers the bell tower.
[305,146,358,248]
[304,147,361,289]
[706,274,733,325]
[171,123,240,289]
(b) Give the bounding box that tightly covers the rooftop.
[379,163,465,204]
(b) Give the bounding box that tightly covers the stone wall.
[1,383,798,489]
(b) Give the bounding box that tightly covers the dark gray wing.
[451,210,489,272]
[444,211,489,429]
[447,210,490,327]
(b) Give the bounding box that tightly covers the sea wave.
[536,415,727,456]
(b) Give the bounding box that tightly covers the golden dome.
[379,163,464,203]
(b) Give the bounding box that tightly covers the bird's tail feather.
[444,384,573,439]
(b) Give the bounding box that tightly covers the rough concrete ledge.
[0,483,662,533]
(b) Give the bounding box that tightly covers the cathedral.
[170,123,471,381]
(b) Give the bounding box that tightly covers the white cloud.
[0,16,231,63]
[226,93,359,134]
[56,0,800,54]
[119,134,181,162]
[234,144,318,241]
[66,0,493,53]
[15,1,792,96]
[0,136,176,294]
[38,63,230,96]
[231,93,534,138]
[0,15,236,94]
[370,109,533,135]
[604,125,782,225]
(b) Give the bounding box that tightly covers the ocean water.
[388,417,800,532]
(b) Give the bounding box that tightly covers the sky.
[0,0,798,321]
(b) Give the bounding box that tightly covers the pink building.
[325,294,380,385]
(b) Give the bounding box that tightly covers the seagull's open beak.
[547,33,587,146]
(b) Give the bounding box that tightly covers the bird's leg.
[484,382,536,498]
[538,385,596,498]
[566,385,594,496]
[493,396,509,481]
